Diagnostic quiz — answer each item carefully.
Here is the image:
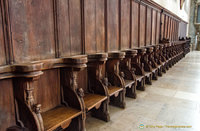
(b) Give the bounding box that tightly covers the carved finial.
[77,88,84,97]
[33,104,41,114]
[131,67,136,74]
[102,77,111,86]
[120,72,125,78]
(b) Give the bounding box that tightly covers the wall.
[152,0,191,23]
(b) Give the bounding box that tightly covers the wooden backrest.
[0,79,16,130]
[35,69,61,112]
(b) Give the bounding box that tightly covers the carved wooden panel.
[107,0,119,51]
[120,0,130,49]
[84,0,105,54]
[146,7,152,46]
[139,4,146,47]
[35,69,61,113]
[57,0,82,56]
[0,79,15,130]
[0,7,6,66]
[151,9,156,45]
[131,0,139,47]
[8,0,55,63]
[156,12,160,44]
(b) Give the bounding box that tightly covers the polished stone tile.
[86,51,200,131]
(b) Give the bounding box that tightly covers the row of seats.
[2,39,191,131]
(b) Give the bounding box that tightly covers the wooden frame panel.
[8,0,56,63]
[106,0,119,51]
[151,9,156,45]
[131,0,139,47]
[0,6,6,65]
[139,4,146,47]
[146,7,152,46]
[120,0,130,50]
[156,11,160,44]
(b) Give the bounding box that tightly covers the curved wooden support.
[85,53,110,122]
[12,62,44,131]
[131,63,144,76]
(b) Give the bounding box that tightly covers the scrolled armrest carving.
[77,88,85,98]
[120,72,125,78]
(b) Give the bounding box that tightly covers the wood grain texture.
[96,0,105,53]
[120,0,130,50]
[84,0,105,54]
[156,12,160,44]
[41,106,81,131]
[84,0,96,53]
[160,14,165,40]
[146,7,152,46]
[57,0,82,56]
[8,0,55,63]
[164,15,168,39]
[35,69,61,113]
[0,6,6,66]
[106,0,119,51]
[0,79,16,130]
[131,1,139,47]
[139,4,146,47]
[69,0,82,55]
[151,9,156,45]
[57,0,70,57]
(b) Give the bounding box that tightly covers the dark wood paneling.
[0,6,6,66]
[77,69,88,92]
[156,12,160,44]
[151,9,156,45]
[160,14,165,40]
[84,0,105,54]
[120,0,130,49]
[35,69,61,113]
[139,4,146,47]
[84,0,96,53]
[96,0,106,53]
[57,0,71,57]
[167,17,171,39]
[8,0,55,63]
[146,7,152,46]
[69,0,82,55]
[131,0,139,47]
[164,15,168,39]
[0,79,15,130]
[106,0,119,51]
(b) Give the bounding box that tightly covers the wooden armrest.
[41,106,82,131]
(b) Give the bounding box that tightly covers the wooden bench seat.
[83,94,107,111]
[108,86,123,96]
[124,79,134,88]
[144,71,151,77]
[42,106,82,131]
[152,68,157,73]
[136,75,144,81]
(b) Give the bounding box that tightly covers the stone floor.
[86,51,200,131]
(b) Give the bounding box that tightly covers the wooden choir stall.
[0,0,190,130]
